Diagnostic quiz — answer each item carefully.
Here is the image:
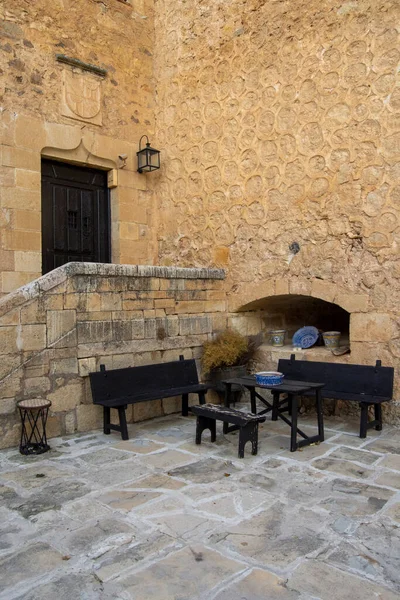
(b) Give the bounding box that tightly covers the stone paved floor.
[0,404,399,599]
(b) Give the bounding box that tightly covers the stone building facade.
[1,0,400,446]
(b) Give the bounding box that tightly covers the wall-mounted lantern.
[137,135,160,173]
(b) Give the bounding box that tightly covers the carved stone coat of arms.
[61,70,102,125]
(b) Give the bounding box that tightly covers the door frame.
[41,158,111,274]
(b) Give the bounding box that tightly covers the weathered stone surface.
[0,543,64,594]
[288,560,399,600]
[114,545,246,599]
[168,458,241,483]
[214,502,325,568]
[14,574,103,600]
[214,569,300,600]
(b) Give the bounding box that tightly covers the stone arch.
[228,277,368,315]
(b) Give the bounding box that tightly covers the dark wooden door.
[41,160,110,274]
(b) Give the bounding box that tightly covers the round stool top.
[17,399,52,410]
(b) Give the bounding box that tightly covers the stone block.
[1,146,40,171]
[1,271,40,293]
[311,280,337,303]
[48,382,83,412]
[113,320,134,341]
[144,318,157,338]
[18,324,46,351]
[166,316,179,337]
[351,313,393,342]
[336,293,369,313]
[179,316,212,336]
[14,251,41,272]
[100,293,122,311]
[65,410,77,434]
[3,230,41,251]
[162,396,181,415]
[76,404,103,432]
[47,310,76,346]
[77,321,113,344]
[132,319,145,338]
[204,300,226,312]
[112,353,134,369]
[15,169,41,190]
[0,308,20,325]
[0,398,16,415]
[154,298,175,308]
[14,209,41,231]
[78,357,97,377]
[289,278,311,296]
[0,543,63,594]
[173,301,205,314]
[21,299,46,324]
[0,375,21,399]
[133,400,162,422]
[1,187,41,210]
[64,293,89,310]
[24,376,51,395]
[15,115,46,150]
[50,358,78,375]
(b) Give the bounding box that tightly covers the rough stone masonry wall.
[152,0,400,415]
[0,262,226,449]
[0,0,157,294]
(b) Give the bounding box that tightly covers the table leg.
[250,387,257,414]
[290,394,298,452]
[272,392,279,421]
[316,388,324,441]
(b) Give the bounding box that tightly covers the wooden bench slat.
[191,403,266,427]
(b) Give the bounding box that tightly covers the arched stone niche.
[240,294,350,347]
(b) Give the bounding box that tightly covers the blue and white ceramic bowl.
[255,371,284,386]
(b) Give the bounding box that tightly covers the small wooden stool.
[16,399,52,455]
[191,404,266,458]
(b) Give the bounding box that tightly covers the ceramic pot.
[270,330,286,347]
[322,331,341,349]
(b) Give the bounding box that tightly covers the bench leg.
[198,390,206,405]
[118,406,129,441]
[374,403,383,431]
[316,388,324,442]
[238,421,259,458]
[360,402,368,438]
[290,394,298,452]
[182,393,189,417]
[196,415,216,445]
[103,407,111,435]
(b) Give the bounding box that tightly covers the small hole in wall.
[289,242,300,254]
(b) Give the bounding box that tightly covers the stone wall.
[152,0,400,411]
[0,262,226,449]
[0,0,157,294]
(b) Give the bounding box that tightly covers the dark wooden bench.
[278,355,394,438]
[90,357,210,440]
[191,403,266,458]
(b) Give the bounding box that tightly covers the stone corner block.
[350,312,393,342]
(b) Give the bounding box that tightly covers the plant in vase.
[202,329,262,401]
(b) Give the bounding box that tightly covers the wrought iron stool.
[16,399,52,455]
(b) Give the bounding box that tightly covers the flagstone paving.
[0,405,399,599]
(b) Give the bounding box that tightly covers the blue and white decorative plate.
[292,326,319,349]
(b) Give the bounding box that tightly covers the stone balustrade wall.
[0,262,228,449]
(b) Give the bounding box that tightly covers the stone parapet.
[0,262,225,449]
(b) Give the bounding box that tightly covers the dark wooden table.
[222,375,325,452]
